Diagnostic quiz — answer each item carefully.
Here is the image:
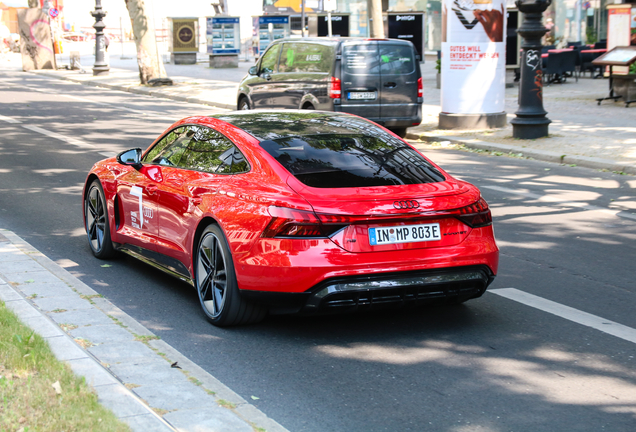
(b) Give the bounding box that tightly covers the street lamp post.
[510,0,552,139]
[91,0,109,76]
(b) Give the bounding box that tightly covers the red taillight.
[262,206,347,238]
[329,76,341,99]
[417,77,423,98]
[456,198,492,228]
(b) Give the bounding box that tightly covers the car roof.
[210,110,391,141]
[271,37,416,47]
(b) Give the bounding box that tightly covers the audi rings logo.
[393,200,420,209]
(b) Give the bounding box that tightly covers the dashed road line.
[21,124,95,149]
[490,288,636,344]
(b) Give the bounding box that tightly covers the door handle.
[384,82,397,88]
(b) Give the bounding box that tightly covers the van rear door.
[378,42,419,120]
[340,41,380,120]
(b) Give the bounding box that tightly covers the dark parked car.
[237,37,423,137]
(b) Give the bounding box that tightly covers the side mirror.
[116,148,143,168]
[249,66,258,76]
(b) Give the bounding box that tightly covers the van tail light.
[329,76,341,99]
[455,198,492,228]
[417,77,423,98]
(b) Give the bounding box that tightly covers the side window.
[179,126,249,174]
[379,44,415,75]
[279,43,333,73]
[260,44,281,74]
[142,127,189,166]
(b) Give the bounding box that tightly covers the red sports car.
[83,111,499,326]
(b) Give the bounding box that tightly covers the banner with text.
[441,0,506,114]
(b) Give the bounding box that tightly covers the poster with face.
[441,0,506,115]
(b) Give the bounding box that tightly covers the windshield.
[260,134,444,188]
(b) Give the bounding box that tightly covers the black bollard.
[92,0,110,76]
[510,0,552,139]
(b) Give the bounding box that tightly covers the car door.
[378,42,419,120]
[153,125,250,270]
[339,41,381,120]
[116,162,163,253]
[250,43,282,108]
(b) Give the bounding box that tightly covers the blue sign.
[259,16,289,25]
[212,17,240,25]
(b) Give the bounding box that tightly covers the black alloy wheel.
[195,224,266,326]
[85,180,115,259]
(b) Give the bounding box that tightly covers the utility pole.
[92,0,109,76]
[367,0,384,38]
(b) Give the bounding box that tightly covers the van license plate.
[348,92,376,100]
[369,223,441,246]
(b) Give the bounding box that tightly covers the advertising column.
[440,0,507,129]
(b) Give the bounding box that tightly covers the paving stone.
[48,307,115,327]
[17,281,76,299]
[4,298,41,319]
[21,314,65,338]
[95,383,151,418]
[0,283,23,302]
[32,294,93,312]
[4,270,62,285]
[0,259,43,274]
[67,357,119,387]
[89,340,157,365]
[46,334,89,361]
[70,323,136,345]
[108,359,189,388]
[0,244,31,261]
[120,413,174,432]
[164,406,254,432]
[133,380,217,412]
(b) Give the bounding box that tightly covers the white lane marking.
[490,288,636,344]
[99,152,116,158]
[22,124,95,149]
[484,185,636,222]
[0,114,21,124]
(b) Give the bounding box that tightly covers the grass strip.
[0,300,131,431]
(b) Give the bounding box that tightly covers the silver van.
[237,37,423,137]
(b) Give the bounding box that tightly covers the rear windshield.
[260,134,444,188]
[342,44,379,76]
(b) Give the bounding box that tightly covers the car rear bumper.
[240,265,494,315]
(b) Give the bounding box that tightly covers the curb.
[406,132,636,175]
[0,229,288,432]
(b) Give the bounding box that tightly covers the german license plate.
[369,223,441,246]
[348,91,376,100]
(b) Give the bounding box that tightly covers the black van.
[236,37,423,137]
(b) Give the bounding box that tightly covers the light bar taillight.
[329,76,341,99]
[417,77,423,98]
[455,198,492,228]
[262,206,347,238]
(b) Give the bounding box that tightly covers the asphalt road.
[1,71,636,432]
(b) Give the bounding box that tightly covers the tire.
[195,224,267,326]
[390,127,407,138]
[238,97,250,110]
[84,179,116,259]
[302,103,315,110]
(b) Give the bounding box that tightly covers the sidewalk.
[5,48,632,175]
[0,229,287,432]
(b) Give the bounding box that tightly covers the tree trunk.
[28,0,38,7]
[367,0,384,38]
[124,0,167,84]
